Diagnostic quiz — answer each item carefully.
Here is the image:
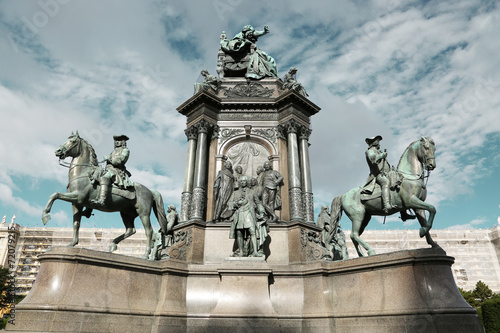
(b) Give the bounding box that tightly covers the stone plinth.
[9,247,482,333]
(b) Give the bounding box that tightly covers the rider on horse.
[90,135,133,207]
[363,135,395,213]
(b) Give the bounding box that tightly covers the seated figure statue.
[194,70,221,94]
[218,25,278,79]
[282,67,309,97]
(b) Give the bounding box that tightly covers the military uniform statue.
[364,135,394,213]
[91,135,133,207]
[260,161,283,223]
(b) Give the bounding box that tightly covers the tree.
[473,280,493,303]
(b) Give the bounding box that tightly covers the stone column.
[285,119,303,222]
[299,126,314,223]
[180,126,198,223]
[190,119,210,221]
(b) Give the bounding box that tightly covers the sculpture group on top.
[213,158,283,257]
[193,25,309,98]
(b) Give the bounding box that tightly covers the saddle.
[88,166,136,200]
[360,169,402,202]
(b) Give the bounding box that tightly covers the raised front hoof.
[42,214,51,225]
[109,243,118,253]
[367,250,377,256]
[419,227,428,238]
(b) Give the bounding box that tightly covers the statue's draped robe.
[316,211,332,251]
[220,32,278,80]
[194,74,220,93]
[213,168,235,221]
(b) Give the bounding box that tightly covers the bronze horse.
[330,137,442,257]
[42,132,168,258]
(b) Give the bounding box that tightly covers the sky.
[0,0,499,234]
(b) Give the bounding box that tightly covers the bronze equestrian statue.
[330,136,442,257]
[42,132,169,259]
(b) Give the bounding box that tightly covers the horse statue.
[330,136,442,257]
[41,131,169,259]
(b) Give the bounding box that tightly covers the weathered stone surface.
[10,246,482,332]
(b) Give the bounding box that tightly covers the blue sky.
[0,0,499,234]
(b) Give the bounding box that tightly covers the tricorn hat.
[113,135,129,141]
[365,135,383,145]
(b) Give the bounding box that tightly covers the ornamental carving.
[289,187,304,221]
[180,192,192,223]
[252,128,276,143]
[300,228,332,261]
[223,82,274,98]
[302,192,315,223]
[220,128,244,142]
[167,228,193,260]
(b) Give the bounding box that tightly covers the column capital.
[298,126,312,140]
[276,124,287,141]
[185,125,198,141]
[195,119,210,134]
[284,119,300,134]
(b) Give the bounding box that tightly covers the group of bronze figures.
[213,160,283,257]
[42,24,442,261]
[194,25,308,97]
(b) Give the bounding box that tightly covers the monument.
[10,25,482,332]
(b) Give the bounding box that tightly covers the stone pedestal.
[9,245,482,333]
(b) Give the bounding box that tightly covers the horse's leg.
[407,196,436,237]
[350,214,377,256]
[68,204,83,247]
[109,211,136,253]
[345,205,375,257]
[138,213,153,259]
[42,192,80,224]
[415,209,443,250]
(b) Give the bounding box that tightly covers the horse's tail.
[151,190,168,233]
[330,195,343,230]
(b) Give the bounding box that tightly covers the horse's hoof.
[42,214,51,225]
[109,243,118,253]
[66,242,77,248]
[419,227,427,238]
[367,250,377,256]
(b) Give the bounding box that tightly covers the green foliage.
[0,318,8,330]
[459,287,479,309]
[0,267,11,308]
[474,280,493,303]
[482,298,500,333]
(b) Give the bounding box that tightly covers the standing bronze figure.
[42,132,169,259]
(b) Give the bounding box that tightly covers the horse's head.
[419,136,436,171]
[55,131,82,159]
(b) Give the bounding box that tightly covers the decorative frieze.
[223,82,274,98]
[252,128,276,143]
